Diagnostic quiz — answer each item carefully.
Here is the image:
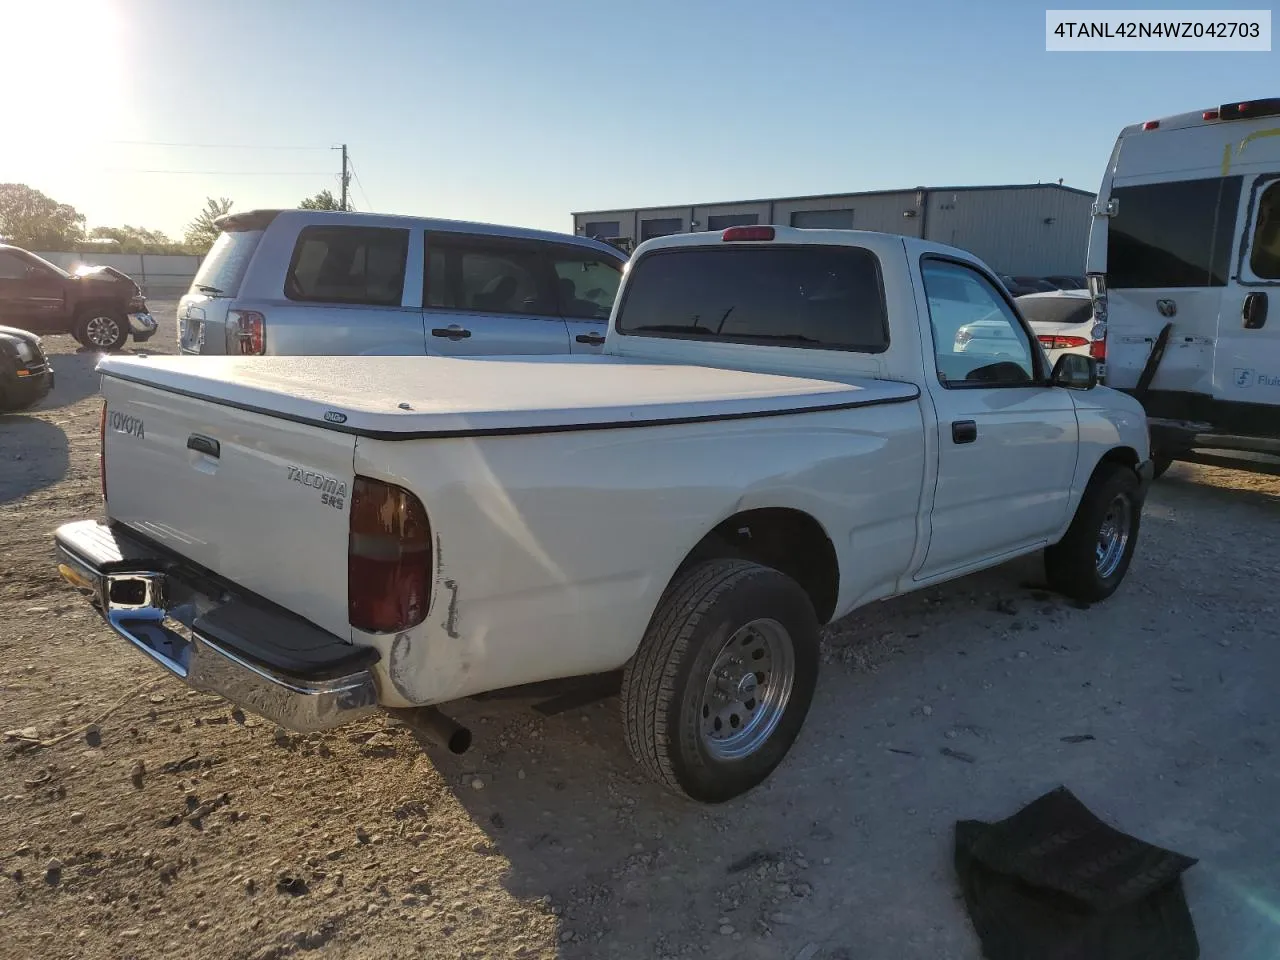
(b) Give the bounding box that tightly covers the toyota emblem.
[1156,299,1177,318]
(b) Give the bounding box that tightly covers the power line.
[107,139,330,150]
[102,169,334,175]
[349,157,373,211]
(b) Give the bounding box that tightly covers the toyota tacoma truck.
[54,226,1153,803]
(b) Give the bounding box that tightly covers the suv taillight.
[99,401,107,502]
[232,310,266,355]
[348,477,432,633]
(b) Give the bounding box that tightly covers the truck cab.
[1086,97,1280,474]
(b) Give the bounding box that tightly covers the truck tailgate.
[101,375,356,641]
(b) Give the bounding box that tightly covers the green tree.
[184,196,234,253]
[86,224,184,254]
[0,183,86,248]
[299,189,343,211]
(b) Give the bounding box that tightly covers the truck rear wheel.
[620,559,819,803]
[1044,463,1142,603]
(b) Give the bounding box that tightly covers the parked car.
[1042,274,1088,290]
[57,225,1151,803]
[178,210,628,357]
[1016,290,1106,374]
[0,245,157,351]
[0,324,53,411]
[1089,96,1280,478]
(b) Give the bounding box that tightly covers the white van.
[1086,98,1280,476]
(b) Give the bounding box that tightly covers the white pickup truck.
[55,226,1153,803]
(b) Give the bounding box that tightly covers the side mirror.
[1051,353,1098,390]
[1243,292,1268,329]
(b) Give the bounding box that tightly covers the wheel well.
[1097,446,1139,475]
[678,508,839,624]
[75,300,124,320]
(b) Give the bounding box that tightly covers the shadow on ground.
[0,415,69,503]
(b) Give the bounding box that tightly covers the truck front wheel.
[1044,462,1142,603]
[621,559,819,803]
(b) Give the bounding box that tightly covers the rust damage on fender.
[442,579,460,639]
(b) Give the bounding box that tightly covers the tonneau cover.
[96,354,919,439]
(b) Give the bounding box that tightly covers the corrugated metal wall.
[573,185,1094,274]
[923,188,1092,275]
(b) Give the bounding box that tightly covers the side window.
[1108,176,1242,288]
[921,258,1036,387]
[285,226,408,306]
[1250,179,1280,280]
[423,234,555,316]
[550,249,622,320]
[0,253,29,280]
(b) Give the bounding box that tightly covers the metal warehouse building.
[573,183,1095,276]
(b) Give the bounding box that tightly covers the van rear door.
[1099,174,1241,396]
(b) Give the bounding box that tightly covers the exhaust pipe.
[387,706,472,755]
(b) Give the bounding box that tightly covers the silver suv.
[178,210,626,357]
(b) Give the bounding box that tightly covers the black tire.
[1150,453,1175,479]
[74,308,129,352]
[1044,463,1142,603]
[620,559,819,803]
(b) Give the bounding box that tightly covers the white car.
[55,226,1152,804]
[1016,290,1106,374]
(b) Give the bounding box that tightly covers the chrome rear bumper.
[55,520,379,732]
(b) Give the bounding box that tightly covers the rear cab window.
[615,245,889,352]
[191,229,264,298]
[285,226,409,306]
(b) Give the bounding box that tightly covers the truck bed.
[96,354,918,438]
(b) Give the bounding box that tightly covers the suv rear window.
[616,245,888,353]
[191,229,263,297]
[285,226,409,306]
[1016,296,1093,326]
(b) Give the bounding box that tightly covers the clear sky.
[2,0,1276,240]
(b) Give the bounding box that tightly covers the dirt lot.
[2,310,1279,960]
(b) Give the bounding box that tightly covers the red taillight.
[1038,335,1090,350]
[232,310,266,355]
[722,226,775,242]
[348,476,432,633]
[1089,335,1107,361]
[1203,109,1220,121]
[1142,120,1160,130]
[99,401,107,502]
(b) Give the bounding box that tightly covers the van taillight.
[1090,332,1107,361]
[232,310,266,355]
[348,477,432,633]
[99,401,107,502]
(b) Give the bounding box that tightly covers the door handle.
[431,325,472,340]
[1243,292,1268,329]
[575,333,606,346]
[186,434,220,458]
[952,420,977,444]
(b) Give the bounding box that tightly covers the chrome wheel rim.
[699,617,795,761]
[1095,494,1132,578]
[86,315,121,347]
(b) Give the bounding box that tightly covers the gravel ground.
[2,308,1279,960]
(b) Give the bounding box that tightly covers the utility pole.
[340,143,350,212]
[333,143,351,211]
